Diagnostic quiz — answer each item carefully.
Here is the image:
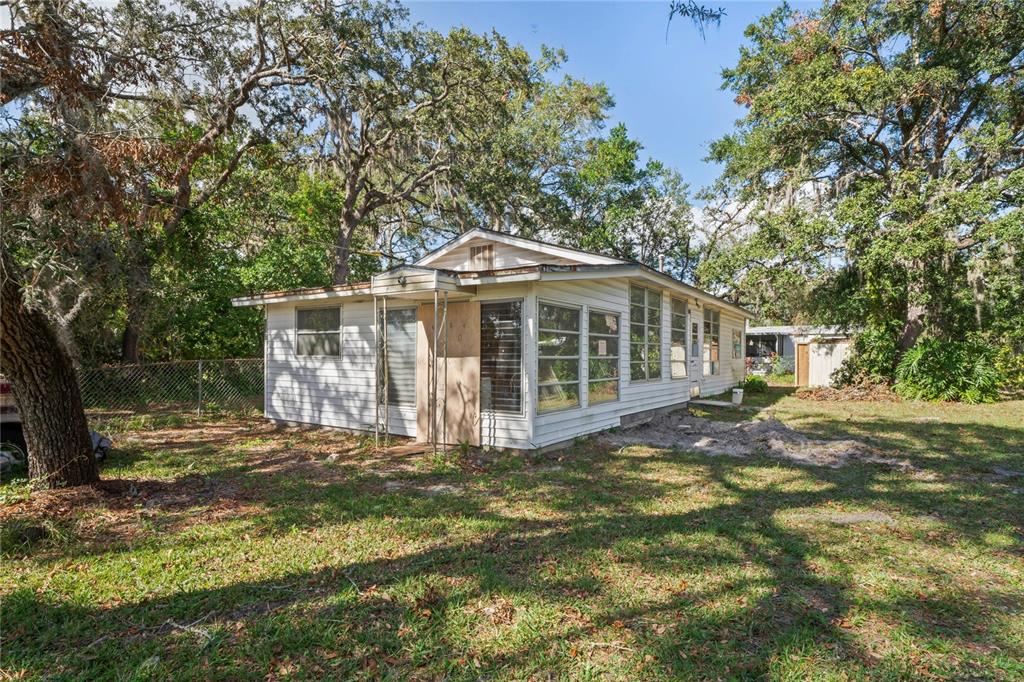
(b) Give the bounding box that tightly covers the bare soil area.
[603,409,914,470]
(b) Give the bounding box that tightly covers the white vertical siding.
[808,340,850,387]
[264,300,415,436]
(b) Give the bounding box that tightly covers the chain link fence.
[78,359,264,417]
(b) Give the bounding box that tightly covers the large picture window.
[537,302,581,412]
[481,301,523,413]
[296,307,341,356]
[377,307,416,405]
[670,298,687,378]
[588,310,620,404]
[703,309,721,376]
[630,285,662,381]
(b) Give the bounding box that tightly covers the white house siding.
[264,299,416,436]
[426,239,579,271]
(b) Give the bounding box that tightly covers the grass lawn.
[2,395,1022,680]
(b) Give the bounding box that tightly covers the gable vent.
[470,244,495,270]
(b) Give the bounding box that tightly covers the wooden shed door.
[796,343,810,387]
[416,301,481,446]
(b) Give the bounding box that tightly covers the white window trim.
[587,306,621,405]
[295,305,343,358]
[480,297,526,417]
[703,307,721,377]
[536,298,582,415]
[629,284,664,383]
[669,296,688,380]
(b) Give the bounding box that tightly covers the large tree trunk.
[120,316,140,364]
[0,248,98,489]
[898,261,928,351]
[332,218,356,285]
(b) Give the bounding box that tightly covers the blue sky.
[406,1,814,196]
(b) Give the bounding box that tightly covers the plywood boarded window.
[469,244,494,270]
[670,298,687,378]
[480,300,522,413]
[588,310,620,404]
[629,285,662,381]
[296,307,341,356]
[377,307,416,405]
[703,309,721,376]
[537,302,580,412]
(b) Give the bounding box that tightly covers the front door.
[416,301,481,446]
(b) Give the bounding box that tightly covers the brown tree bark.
[0,247,98,488]
[332,217,356,285]
[898,261,928,351]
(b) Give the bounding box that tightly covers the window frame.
[669,297,688,379]
[536,299,582,414]
[480,298,525,416]
[703,308,721,376]
[629,284,663,383]
[295,306,343,358]
[732,328,743,360]
[587,307,621,405]
[376,305,417,407]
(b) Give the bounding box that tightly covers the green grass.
[2,396,1023,680]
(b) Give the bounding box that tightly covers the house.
[232,228,753,451]
[745,324,852,387]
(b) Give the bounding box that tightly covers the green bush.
[833,322,900,386]
[741,375,769,393]
[894,337,1002,403]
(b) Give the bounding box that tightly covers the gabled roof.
[414,227,625,268]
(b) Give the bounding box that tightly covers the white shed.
[792,330,853,388]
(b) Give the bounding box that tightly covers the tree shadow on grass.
[3,435,1023,679]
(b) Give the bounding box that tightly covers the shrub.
[741,375,768,393]
[894,337,1002,403]
[833,323,900,386]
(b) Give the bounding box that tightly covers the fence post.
[197,359,203,415]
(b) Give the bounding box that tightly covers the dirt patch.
[797,383,900,402]
[602,410,913,470]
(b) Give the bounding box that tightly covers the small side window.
[297,307,342,356]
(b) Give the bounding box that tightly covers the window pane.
[630,342,646,363]
[481,301,522,413]
[589,337,619,358]
[589,379,618,404]
[630,286,645,305]
[649,291,662,309]
[538,359,579,384]
[630,305,645,325]
[672,298,686,316]
[298,333,339,356]
[588,358,619,380]
[539,303,579,332]
[647,305,660,326]
[589,311,619,336]
[379,308,416,405]
[538,331,579,356]
[630,362,646,381]
[297,307,340,332]
[647,358,662,379]
[538,383,579,412]
[630,323,646,343]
